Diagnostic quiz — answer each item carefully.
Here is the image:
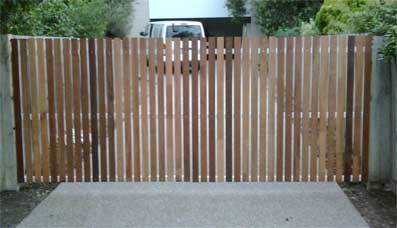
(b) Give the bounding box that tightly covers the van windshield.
[166,25,202,38]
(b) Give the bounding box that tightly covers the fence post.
[0,34,19,191]
[391,61,397,194]
[368,36,394,190]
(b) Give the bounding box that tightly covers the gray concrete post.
[0,34,19,191]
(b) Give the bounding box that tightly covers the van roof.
[150,21,203,26]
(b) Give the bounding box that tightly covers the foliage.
[351,1,397,62]
[253,0,323,35]
[0,0,134,37]
[314,0,368,34]
[299,19,320,36]
[225,0,247,24]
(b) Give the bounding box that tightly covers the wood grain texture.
[20,40,33,182]
[361,36,372,182]
[123,38,132,182]
[310,36,320,182]
[284,37,293,182]
[327,36,337,181]
[89,39,99,182]
[139,39,148,182]
[149,38,157,181]
[208,37,216,182]
[345,36,355,182]
[114,39,124,182]
[106,38,116,182]
[131,38,140,182]
[72,39,82,182]
[225,37,233,182]
[276,37,284,182]
[267,37,276,182]
[293,37,302,182]
[242,37,250,182]
[259,37,268,182]
[191,38,199,182]
[301,36,311,182]
[200,38,207,182]
[45,39,57,183]
[63,40,72,181]
[233,37,242,182]
[157,38,165,181]
[97,39,106,182]
[217,37,225,182]
[336,36,347,183]
[353,36,364,182]
[28,39,41,182]
[183,38,190,182]
[11,40,24,183]
[251,37,259,182]
[37,39,49,182]
[318,36,329,182]
[166,38,174,181]
[174,38,182,181]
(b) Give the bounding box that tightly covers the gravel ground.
[1,183,395,228]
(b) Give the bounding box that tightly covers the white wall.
[150,0,235,19]
[128,0,150,37]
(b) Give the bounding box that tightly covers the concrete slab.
[17,183,368,227]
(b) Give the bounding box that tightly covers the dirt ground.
[1,183,395,228]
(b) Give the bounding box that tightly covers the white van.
[140,21,205,40]
[140,21,205,64]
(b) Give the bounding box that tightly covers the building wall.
[128,0,150,37]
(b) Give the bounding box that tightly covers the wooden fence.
[11,35,372,183]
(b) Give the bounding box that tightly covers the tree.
[0,0,134,38]
[225,0,247,24]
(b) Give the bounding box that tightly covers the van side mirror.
[140,31,148,36]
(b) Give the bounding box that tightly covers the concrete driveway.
[17,182,368,227]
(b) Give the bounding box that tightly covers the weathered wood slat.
[251,37,259,182]
[192,38,199,182]
[166,38,174,181]
[45,39,57,183]
[318,36,329,182]
[114,39,124,182]
[157,38,165,181]
[225,37,233,182]
[217,37,225,182]
[139,39,148,182]
[336,36,347,183]
[345,36,356,182]
[20,40,33,183]
[89,39,99,182]
[353,36,364,182]
[174,38,182,181]
[97,39,106,182]
[200,38,207,182]
[234,37,242,182]
[301,36,311,182]
[327,36,337,182]
[285,37,293,182]
[310,36,320,182]
[242,37,250,182]
[276,37,284,182]
[149,38,157,182]
[106,38,115,181]
[72,39,82,182]
[293,37,302,182]
[28,39,41,182]
[259,37,268,182]
[123,38,132,182]
[37,39,49,182]
[131,38,140,182]
[361,36,372,182]
[208,37,216,182]
[182,38,190,181]
[268,37,276,182]
[11,40,24,183]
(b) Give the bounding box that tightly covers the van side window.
[151,24,163,38]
